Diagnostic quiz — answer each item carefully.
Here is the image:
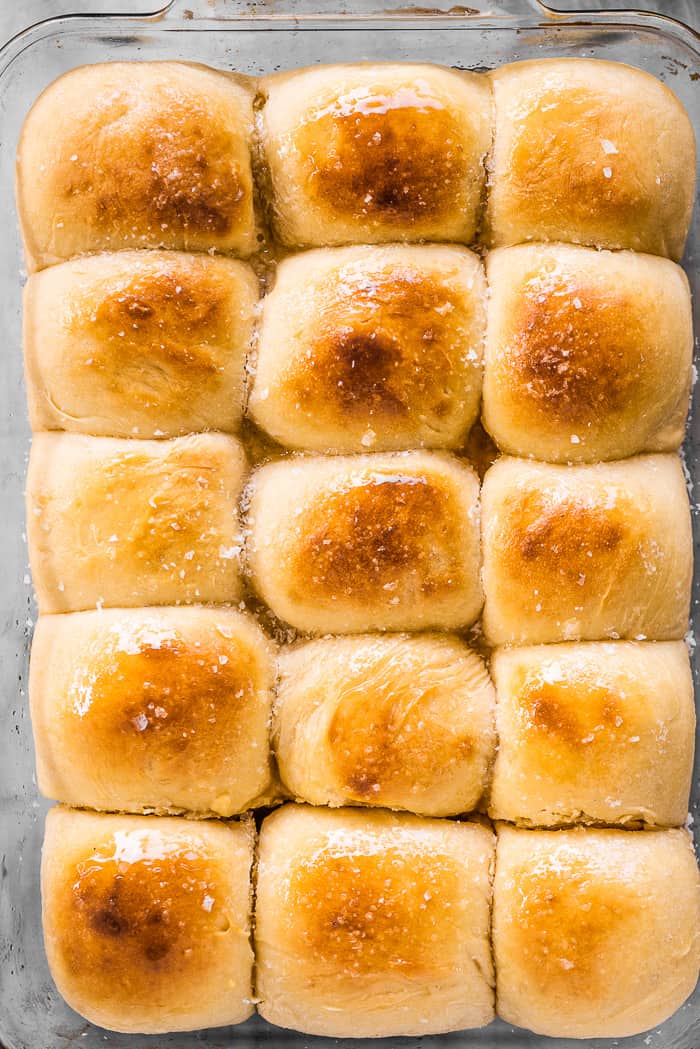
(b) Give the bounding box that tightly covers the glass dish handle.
[159,0,558,20]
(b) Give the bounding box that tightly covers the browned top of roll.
[295,86,470,228]
[70,624,261,767]
[500,484,636,590]
[502,276,644,426]
[73,264,237,379]
[288,844,463,977]
[288,272,471,421]
[46,816,249,1008]
[290,470,468,605]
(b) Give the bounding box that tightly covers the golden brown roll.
[483,244,692,463]
[42,808,254,1033]
[274,634,495,817]
[27,432,246,613]
[17,62,257,271]
[493,824,700,1038]
[255,804,495,1037]
[24,251,259,439]
[485,59,695,259]
[481,455,692,645]
[489,641,694,828]
[259,63,492,248]
[245,451,482,633]
[249,244,486,453]
[30,607,274,816]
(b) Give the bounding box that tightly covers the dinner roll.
[485,59,695,259]
[493,825,700,1038]
[30,607,273,816]
[481,455,692,645]
[249,244,486,453]
[42,808,254,1033]
[483,244,692,462]
[24,251,259,439]
[259,63,491,248]
[17,62,256,271]
[274,634,495,817]
[245,451,482,633]
[489,641,694,828]
[27,432,246,613]
[255,805,494,1037]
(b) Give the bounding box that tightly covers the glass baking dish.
[0,1,698,1046]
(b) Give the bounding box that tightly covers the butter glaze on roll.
[42,808,254,1033]
[259,63,492,248]
[493,825,700,1038]
[489,641,694,828]
[481,454,692,645]
[485,59,695,259]
[483,244,692,463]
[274,634,495,816]
[249,244,486,453]
[27,432,246,612]
[245,451,482,633]
[255,805,495,1037]
[30,607,274,816]
[24,251,259,439]
[17,62,257,271]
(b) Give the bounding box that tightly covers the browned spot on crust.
[511,490,625,584]
[288,270,470,424]
[516,676,625,749]
[292,473,465,602]
[288,847,461,975]
[297,86,469,225]
[328,679,473,801]
[57,85,248,238]
[510,857,637,995]
[68,628,258,759]
[88,269,227,365]
[507,89,649,232]
[65,265,236,410]
[504,275,645,425]
[64,839,222,982]
[309,331,409,418]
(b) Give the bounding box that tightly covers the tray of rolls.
[1,1,699,1047]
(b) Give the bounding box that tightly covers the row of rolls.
[43,804,700,1038]
[27,433,693,639]
[17,57,695,266]
[25,240,693,462]
[32,605,695,826]
[20,53,699,1042]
